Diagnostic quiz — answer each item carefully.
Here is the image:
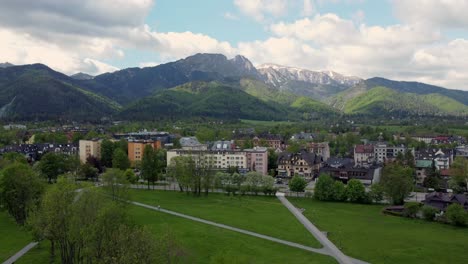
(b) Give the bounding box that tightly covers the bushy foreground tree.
[0,163,44,225]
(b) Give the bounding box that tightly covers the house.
[423,193,468,211]
[415,159,433,184]
[277,150,322,179]
[354,144,374,166]
[113,130,175,145]
[128,140,161,164]
[320,157,381,185]
[235,133,286,150]
[306,142,330,161]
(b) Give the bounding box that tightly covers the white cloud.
[234,0,288,22]
[393,0,468,29]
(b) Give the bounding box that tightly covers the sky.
[1,0,468,90]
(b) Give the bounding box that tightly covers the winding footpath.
[276,192,369,264]
[2,242,38,264]
[132,201,330,256]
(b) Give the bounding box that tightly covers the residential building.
[113,130,175,145]
[306,142,330,161]
[415,159,433,184]
[415,148,453,170]
[1,143,78,162]
[374,143,413,163]
[79,139,101,163]
[235,134,285,150]
[166,146,268,175]
[180,137,207,151]
[354,144,374,166]
[290,132,316,141]
[320,157,381,185]
[455,145,468,158]
[128,140,161,164]
[423,193,468,212]
[277,150,322,178]
[411,135,435,144]
[3,124,26,130]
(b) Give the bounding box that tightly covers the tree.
[168,156,195,193]
[345,179,367,203]
[381,163,413,205]
[0,152,28,168]
[451,157,468,192]
[244,172,264,195]
[331,181,346,201]
[268,149,278,177]
[314,174,335,201]
[446,203,467,226]
[112,148,130,171]
[0,163,44,225]
[86,155,103,173]
[141,145,157,189]
[78,163,98,181]
[289,175,307,195]
[100,139,115,168]
[31,177,158,264]
[124,168,137,184]
[423,163,441,189]
[102,169,130,201]
[38,152,67,183]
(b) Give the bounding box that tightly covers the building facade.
[306,142,330,161]
[128,140,161,164]
[166,146,268,175]
[277,150,322,179]
[354,144,375,166]
[374,143,413,163]
[79,139,101,163]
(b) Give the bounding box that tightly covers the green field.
[16,206,335,264]
[289,198,468,264]
[0,212,32,262]
[129,189,321,247]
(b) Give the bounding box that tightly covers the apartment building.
[374,143,414,163]
[354,144,375,166]
[166,146,268,175]
[306,142,330,161]
[79,139,101,163]
[128,140,161,164]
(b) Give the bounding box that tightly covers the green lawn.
[16,205,335,264]
[129,189,321,248]
[0,212,33,262]
[289,198,468,264]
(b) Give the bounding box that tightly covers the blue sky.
[1,0,468,90]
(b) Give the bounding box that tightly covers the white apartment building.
[374,143,414,163]
[166,147,268,175]
[79,139,102,163]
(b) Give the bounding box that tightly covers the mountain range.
[0,53,467,121]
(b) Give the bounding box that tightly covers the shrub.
[422,205,438,221]
[331,181,347,201]
[369,183,385,203]
[346,179,366,203]
[314,174,335,201]
[403,202,421,218]
[446,204,467,226]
